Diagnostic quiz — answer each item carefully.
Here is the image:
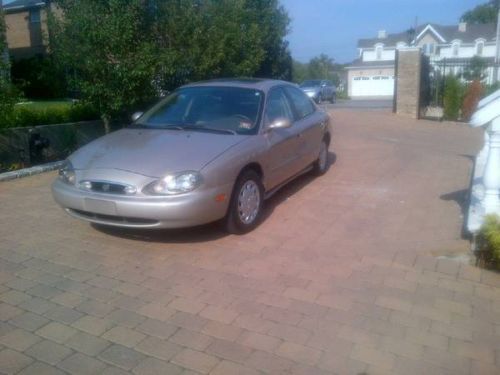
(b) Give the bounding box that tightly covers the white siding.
[362,49,396,62]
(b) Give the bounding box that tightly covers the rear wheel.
[312,139,329,176]
[225,170,264,234]
[329,93,336,104]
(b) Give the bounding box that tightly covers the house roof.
[358,22,497,48]
[2,0,46,12]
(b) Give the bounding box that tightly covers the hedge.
[0,102,99,129]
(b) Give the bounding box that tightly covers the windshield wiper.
[182,125,237,135]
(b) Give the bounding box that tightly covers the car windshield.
[300,80,322,87]
[134,86,264,135]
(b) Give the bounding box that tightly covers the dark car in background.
[300,80,336,104]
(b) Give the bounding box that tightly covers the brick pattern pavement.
[0,110,499,374]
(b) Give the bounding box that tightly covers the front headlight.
[144,171,202,195]
[58,160,76,185]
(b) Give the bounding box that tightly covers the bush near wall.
[476,215,500,270]
[462,80,483,122]
[443,75,465,121]
[0,102,99,129]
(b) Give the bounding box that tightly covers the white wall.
[362,48,396,62]
[439,44,496,59]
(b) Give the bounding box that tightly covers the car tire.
[329,94,335,104]
[312,139,329,176]
[315,95,321,104]
[225,170,264,234]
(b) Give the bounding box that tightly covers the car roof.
[181,78,296,92]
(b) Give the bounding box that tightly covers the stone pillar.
[395,48,422,119]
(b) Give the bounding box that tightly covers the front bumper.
[52,179,232,229]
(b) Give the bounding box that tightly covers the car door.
[283,86,325,169]
[261,87,301,189]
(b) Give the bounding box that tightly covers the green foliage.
[292,54,344,85]
[0,102,99,129]
[50,0,292,130]
[461,1,499,24]
[462,56,488,81]
[476,214,500,270]
[443,75,465,120]
[11,56,67,99]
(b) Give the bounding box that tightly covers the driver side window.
[265,88,294,126]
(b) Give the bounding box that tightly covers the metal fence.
[425,58,500,107]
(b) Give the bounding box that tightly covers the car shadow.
[92,151,337,244]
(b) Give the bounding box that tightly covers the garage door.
[351,75,394,97]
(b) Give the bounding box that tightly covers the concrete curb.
[0,161,64,182]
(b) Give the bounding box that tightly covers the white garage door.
[351,75,394,97]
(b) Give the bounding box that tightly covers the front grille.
[68,209,158,225]
[80,180,135,195]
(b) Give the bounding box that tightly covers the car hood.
[69,128,249,178]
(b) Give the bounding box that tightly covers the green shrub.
[476,214,500,270]
[0,102,99,129]
[443,75,465,121]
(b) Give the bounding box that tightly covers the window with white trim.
[376,46,383,60]
[452,43,459,57]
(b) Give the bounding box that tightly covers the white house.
[346,22,499,99]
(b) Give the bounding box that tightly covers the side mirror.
[131,111,144,122]
[268,117,292,131]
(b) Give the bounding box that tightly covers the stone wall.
[395,48,423,118]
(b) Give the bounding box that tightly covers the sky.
[282,0,489,63]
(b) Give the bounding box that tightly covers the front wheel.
[312,140,329,176]
[225,170,264,234]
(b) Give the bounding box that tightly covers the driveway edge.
[0,161,63,182]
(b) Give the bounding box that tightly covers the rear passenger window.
[265,88,294,125]
[283,87,315,120]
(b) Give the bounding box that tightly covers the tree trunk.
[102,115,111,134]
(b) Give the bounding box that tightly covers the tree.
[461,1,499,24]
[292,60,308,83]
[245,0,292,80]
[50,0,158,133]
[308,54,335,80]
[50,0,292,131]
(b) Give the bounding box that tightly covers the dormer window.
[476,40,484,56]
[375,45,383,60]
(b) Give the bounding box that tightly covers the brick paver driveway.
[1,109,499,375]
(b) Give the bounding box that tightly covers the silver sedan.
[52,79,332,233]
